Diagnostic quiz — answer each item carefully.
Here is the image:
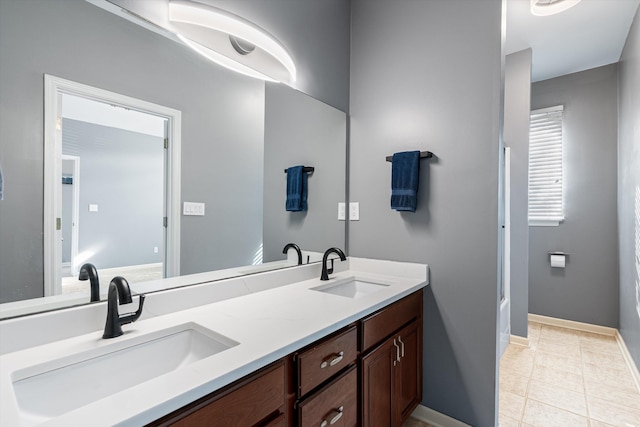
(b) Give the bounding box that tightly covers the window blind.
[528,105,564,225]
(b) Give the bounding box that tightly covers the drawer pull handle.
[320,406,344,427]
[393,339,400,366]
[398,336,405,358]
[320,351,344,369]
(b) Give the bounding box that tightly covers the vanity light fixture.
[168,0,296,83]
[530,0,582,16]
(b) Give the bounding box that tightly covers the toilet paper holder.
[548,252,569,268]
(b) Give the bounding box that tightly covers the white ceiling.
[505,0,640,82]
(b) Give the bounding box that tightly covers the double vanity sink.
[0,258,428,426]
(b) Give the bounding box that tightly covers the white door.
[499,147,511,357]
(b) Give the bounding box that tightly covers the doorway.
[44,75,182,297]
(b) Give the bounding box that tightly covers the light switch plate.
[338,202,346,221]
[349,202,360,221]
[183,202,205,216]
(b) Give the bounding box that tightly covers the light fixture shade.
[530,0,582,16]
[169,0,296,83]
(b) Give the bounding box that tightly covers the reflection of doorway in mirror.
[58,94,166,296]
[44,75,183,300]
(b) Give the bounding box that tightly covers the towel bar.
[385,151,433,162]
[284,166,314,173]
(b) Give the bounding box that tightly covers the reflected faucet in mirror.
[78,263,100,302]
[320,247,347,281]
[103,276,145,339]
[283,243,303,265]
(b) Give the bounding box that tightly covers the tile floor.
[499,321,640,427]
[402,418,433,427]
[61,263,163,294]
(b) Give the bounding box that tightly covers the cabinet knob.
[320,406,344,427]
[320,351,344,369]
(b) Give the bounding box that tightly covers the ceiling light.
[530,0,582,16]
[168,0,296,83]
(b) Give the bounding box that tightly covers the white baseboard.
[616,330,640,393]
[528,313,640,393]
[411,405,471,427]
[509,335,529,347]
[528,313,617,336]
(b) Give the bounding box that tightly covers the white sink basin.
[11,323,238,426]
[311,277,390,298]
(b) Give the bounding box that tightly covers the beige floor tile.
[500,369,530,396]
[583,362,638,394]
[498,413,520,427]
[578,330,617,345]
[501,346,536,375]
[535,350,583,375]
[522,399,589,427]
[579,338,621,355]
[531,364,585,393]
[535,339,582,358]
[540,325,581,345]
[584,378,640,411]
[500,390,526,421]
[401,418,433,427]
[587,395,640,426]
[588,420,615,427]
[527,380,587,416]
[581,348,628,369]
[528,322,542,342]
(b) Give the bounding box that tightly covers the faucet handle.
[119,294,145,325]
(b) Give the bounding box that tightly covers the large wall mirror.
[0,0,347,318]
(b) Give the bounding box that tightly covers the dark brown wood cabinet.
[147,289,423,427]
[147,360,287,427]
[360,291,423,427]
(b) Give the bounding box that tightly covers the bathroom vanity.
[0,258,428,426]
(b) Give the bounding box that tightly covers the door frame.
[43,74,182,296]
[61,154,81,277]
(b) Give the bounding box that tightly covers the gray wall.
[0,0,350,303]
[504,49,532,338]
[263,83,346,262]
[529,64,619,327]
[62,119,164,269]
[349,1,503,425]
[618,7,640,369]
[202,0,351,113]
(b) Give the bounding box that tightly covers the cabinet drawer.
[360,290,422,352]
[298,366,357,427]
[296,325,357,397]
[154,362,285,427]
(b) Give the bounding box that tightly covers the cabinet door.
[393,320,422,425]
[361,335,396,427]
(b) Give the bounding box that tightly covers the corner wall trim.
[528,313,640,393]
[509,335,530,347]
[411,405,471,427]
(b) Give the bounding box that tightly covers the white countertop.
[0,258,428,426]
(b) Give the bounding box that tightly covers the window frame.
[528,105,565,227]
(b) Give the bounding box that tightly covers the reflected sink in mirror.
[311,277,390,298]
[11,323,238,426]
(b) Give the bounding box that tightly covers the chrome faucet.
[320,247,347,280]
[283,243,303,265]
[103,276,145,339]
[78,263,100,302]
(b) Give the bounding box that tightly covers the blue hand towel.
[286,165,308,211]
[391,151,420,212]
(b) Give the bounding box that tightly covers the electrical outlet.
[338,202,346,220]
[349,202,360,221]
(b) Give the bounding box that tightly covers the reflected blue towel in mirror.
[286,165,308,211]
[391,151,420,212]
